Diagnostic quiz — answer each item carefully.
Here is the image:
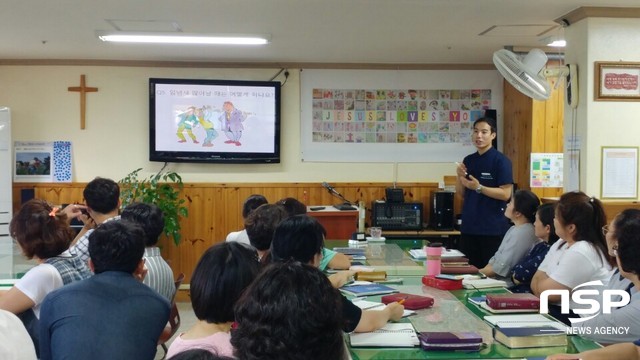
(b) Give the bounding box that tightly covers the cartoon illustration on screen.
[196,106,218,147]
[176,106,199,143]
[219,101,248,146]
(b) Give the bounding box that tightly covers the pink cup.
[425,243,442,276]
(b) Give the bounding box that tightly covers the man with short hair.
[456,117,513,268]
[121,202,175,301]
[39,220,170,360]
[70,177,121,264]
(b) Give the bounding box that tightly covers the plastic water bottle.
[425,242,442,276]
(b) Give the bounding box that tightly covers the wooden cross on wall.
[68,74,98,130]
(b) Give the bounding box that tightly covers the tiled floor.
[155,302,196,359]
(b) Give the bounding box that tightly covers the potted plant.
[119,165,188,246]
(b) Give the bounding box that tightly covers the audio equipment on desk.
[371,201,423,230]
[430,191,454,230]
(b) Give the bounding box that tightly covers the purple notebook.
[419,332,483,351]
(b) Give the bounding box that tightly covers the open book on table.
[349,323,419,347]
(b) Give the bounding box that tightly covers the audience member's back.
[244,203,287,262]
[226,194,268,245]
[231,261,347,360]
[121,202,175,301]
[39,220,170,360]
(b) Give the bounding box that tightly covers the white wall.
[0,66,499,183]
[564,17,640,200]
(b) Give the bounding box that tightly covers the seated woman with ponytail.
[0,199,92,354]
[531,191,615,325]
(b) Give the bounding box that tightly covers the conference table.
[325,239,601,359]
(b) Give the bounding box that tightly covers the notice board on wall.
[300,69,503,163]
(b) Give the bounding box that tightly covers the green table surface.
[328,239,601,359]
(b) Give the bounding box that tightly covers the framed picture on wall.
[601,146,638,199]
[595,61,640,101]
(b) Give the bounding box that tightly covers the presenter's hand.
[385,302,405,322]
[460,174,480,191]
[455,162,468,179]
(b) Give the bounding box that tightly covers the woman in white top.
[0,200,92,354]
[225,194,267,245]
[531,191,615,325]
[546,208,640,357]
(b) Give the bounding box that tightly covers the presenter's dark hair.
[555,191,614,266]
[190,242,260,324]
[271,215,326,264]
[513,190,540,223]
[83,177,120,214]
[89,220,145,274]
[277,197,307,217]
[537,202,559,245]
[244,204,288,251]
[242,194,268,219]
[473,116,496,133]
[614,209,640,275]
[231,261,346,360]
[10,199,74,259]
[121,202,165,246]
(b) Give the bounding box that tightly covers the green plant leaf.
[118,167,188,246]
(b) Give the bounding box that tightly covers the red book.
[440,264,479,274]
[486,293,540,310]
[381,293,434,310]
[422,275,463,290]
[441,256,469,263]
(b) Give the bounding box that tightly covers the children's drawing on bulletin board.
[530,153,563,188]
[14,141,72,183]
[300,69,503,163]
[311,88,489,145]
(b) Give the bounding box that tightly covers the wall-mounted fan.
[493,48,578,108]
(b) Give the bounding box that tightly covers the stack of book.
[418,332,483,351]
[440,256,479,274]
[484,314,568,349]
[493,326,567,348]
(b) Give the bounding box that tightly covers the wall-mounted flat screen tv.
[149,78,280,163]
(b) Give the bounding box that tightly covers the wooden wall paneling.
[503,81,533,192]
[13,182,443,287]
[503,67,564,199]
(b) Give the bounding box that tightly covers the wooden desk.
[307,205,358,240]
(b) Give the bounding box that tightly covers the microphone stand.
[324,185,357,210]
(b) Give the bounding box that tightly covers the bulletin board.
[300,69,503,162]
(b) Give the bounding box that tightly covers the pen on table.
[397,298,406,305]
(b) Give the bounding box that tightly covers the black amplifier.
[370,201,423,230]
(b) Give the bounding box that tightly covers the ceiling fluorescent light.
[539,35,565,48]
[547,39,566,47]
[96,31,269,45]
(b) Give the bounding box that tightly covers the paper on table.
[462,278,507,289]
[409,248,465,259]
[349,323,419,347]
[351,299,416,317]
[483,314,567,331]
